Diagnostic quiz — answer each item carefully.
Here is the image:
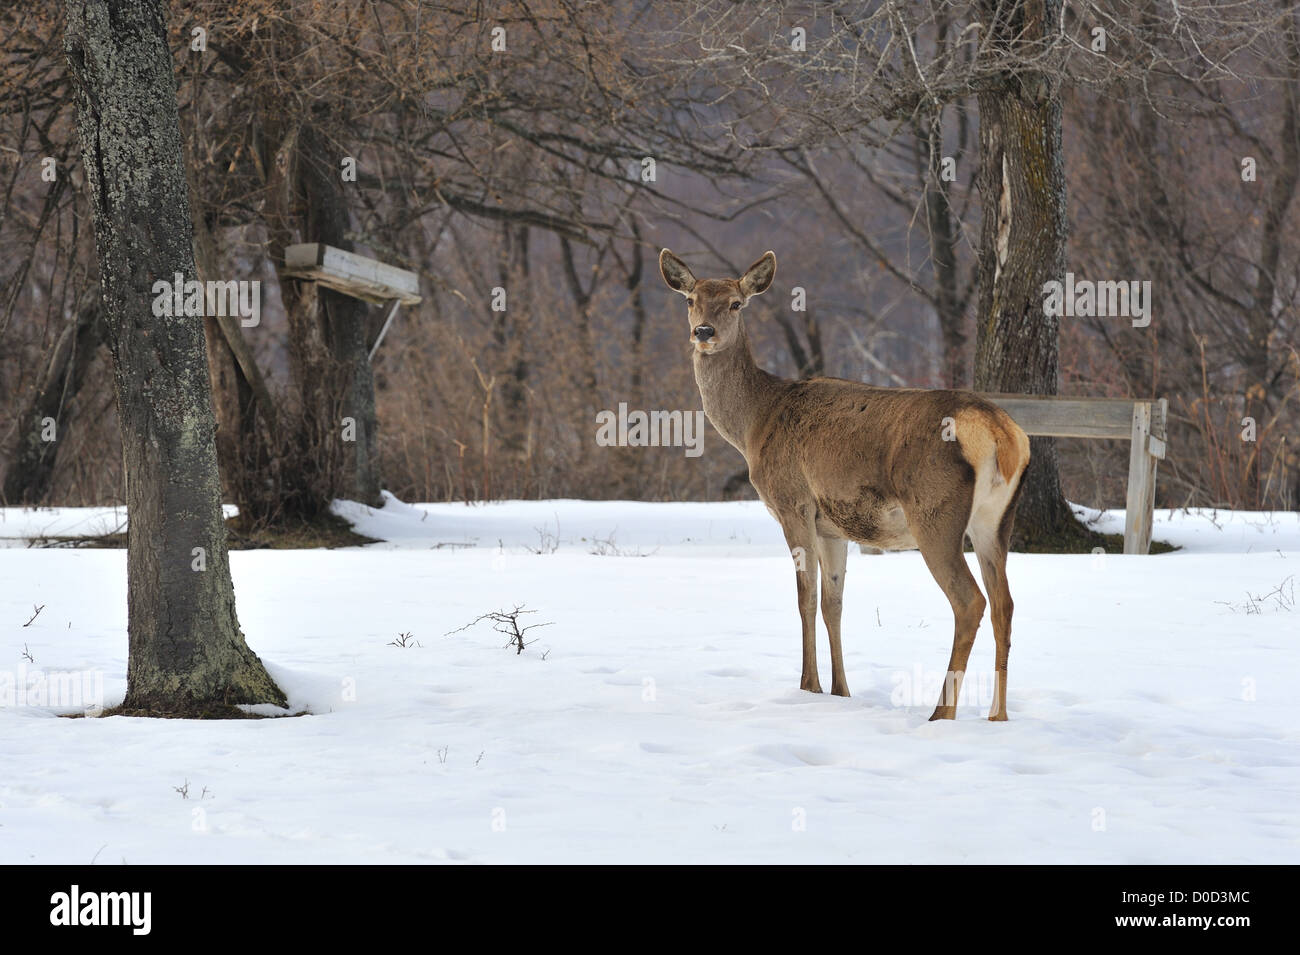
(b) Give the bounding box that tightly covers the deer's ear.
[739,251,776,298]
[659,249,696,294]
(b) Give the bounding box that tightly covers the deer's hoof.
[929,706,956,721]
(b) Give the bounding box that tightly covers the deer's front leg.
[780,516,821,693]
[816,536,850,697]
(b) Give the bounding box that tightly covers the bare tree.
[969,0,1079,547]
[64,0,283,714]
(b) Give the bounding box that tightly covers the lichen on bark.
[65,0,285,715]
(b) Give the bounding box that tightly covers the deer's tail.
[955,405,1031,488]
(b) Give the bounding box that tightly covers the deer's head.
[659,250,776,355]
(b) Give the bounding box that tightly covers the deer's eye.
[730,301,742,310]
[686,298,695,307]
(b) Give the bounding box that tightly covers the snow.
[2,494,1297,863]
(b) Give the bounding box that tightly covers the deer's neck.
[692,322,781,457]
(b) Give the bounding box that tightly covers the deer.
[659,249,1031,721]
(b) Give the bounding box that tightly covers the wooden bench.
[981,394,1169,555]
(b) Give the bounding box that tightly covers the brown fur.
[660,249,1031,719]
[954,406,1031,485]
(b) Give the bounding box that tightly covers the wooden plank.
[282,243,421,305]
[1124,402,1157,554]
[980,394,1149,439]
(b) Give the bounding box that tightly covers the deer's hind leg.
[971,536,1011,721]
[969,482,1024,721]
[816,535,850,697]
[776,507,822,693]
[908,484,985,721]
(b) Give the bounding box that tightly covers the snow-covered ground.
[1,496,1297,863]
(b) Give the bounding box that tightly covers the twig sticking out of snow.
[1215,574,1296,614]
[446,604,553,655]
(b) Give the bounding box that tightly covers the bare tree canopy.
[1,0,1297,527]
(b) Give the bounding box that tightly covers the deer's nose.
[693,324,716,342]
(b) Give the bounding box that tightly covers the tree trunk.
[493,223,532,476]
[973,0,1096,550]
[1244,17,1300,506]
[919,112,968,388]
[192,194,250,505]
[303,140,383,510]
[2,295,101,505]
[624,228,649,404]
[269,122,382,515]
[65,0,284,714]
